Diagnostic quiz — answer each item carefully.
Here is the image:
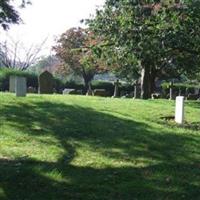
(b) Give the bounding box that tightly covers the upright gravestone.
[133,81,139,99]
[38,71,54,94]
[175,96,184,124]
[169,81,173,100]
[9,76,16,92]
[15,76,27,97]
[112,79,120,98]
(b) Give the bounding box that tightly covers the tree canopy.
[53,27,106,92]
[0,0,31,30]
[88,0,200,98]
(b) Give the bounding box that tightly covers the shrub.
[91,80,114,96]
[64,80,84,90]
[161,82,200,96]
[0,68,67,93]
[0,68,38,91]
[53,78,65,93]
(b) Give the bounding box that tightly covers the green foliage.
[64,80,115,95]
[0,0,31,30]
[64,80,84,90]
[0,68,38,91]
[0,67,65,92]
[91,80,114,95]
[53,77,65,93]
[29,55,60,75]
[88,0,200,97]
[161,81,200,94]
[53,28,104,90]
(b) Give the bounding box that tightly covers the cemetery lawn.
[0,93,200,200]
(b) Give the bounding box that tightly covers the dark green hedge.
[161,82,200,95]
[64,80,84,90]
[91,80,114,96]
[0,68,64,92]
[0,68,38,91]
[0,68,134,96]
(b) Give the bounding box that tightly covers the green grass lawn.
[0,93,200,200]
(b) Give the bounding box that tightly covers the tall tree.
[53,27,105,92]
[88,0,200,99]
[0,37,46,70]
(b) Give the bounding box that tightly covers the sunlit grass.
[0,93,200,199]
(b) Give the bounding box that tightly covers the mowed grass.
[0,93,200,200]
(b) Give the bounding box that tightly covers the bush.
[64,80,84,90]
[62,80,133,96]
[53,78,65,93]
[91,80,114,96]
[161,82,200,96]
[120,83,134,94]
[0,68,38,91]
[0,68,67,93]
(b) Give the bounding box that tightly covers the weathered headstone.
[169,81,173,100]
[38,71,54,94]
[15,77,27,97]
[9,76,16,92]
[134,85,137,99]
[175,96,184,124]
[63,88,76,95]
[112,79,120,98]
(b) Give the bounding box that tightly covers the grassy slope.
[0,93,200,200]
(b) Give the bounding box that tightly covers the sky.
[0,0,105,56]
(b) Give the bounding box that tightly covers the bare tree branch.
[0,36,48,70]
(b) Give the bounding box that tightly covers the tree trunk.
[149,68,157,95]
[83,78,90,94]
[141,66,151,99]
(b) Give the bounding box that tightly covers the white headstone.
[15,77,27,97]
[63,88,75,95]
[175,96,184,124]
[9,76,16,92]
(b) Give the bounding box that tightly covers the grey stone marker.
[9,76,16,92]
[15,77,27,97]
[63,88,75,95]
[175,96,184,124]
[112,79,120,98]
[169,81,173,100]
[38,71,54,94]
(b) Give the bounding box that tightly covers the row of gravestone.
[9,71,54,97]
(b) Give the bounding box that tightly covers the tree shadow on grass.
[0,100,200,199]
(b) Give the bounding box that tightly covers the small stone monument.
[9,76,16,92]
[133,81,139,99]
[63,88,76,95]
[38,71,54,94]
[175,96,184,124]
[15,76,27,97]
[169,81,173,100]
[112,79,120,98]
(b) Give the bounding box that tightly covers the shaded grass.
[0,93,200,199]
